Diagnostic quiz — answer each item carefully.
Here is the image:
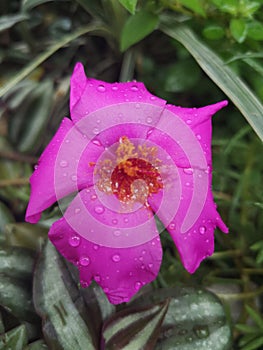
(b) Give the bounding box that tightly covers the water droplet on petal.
[97,84,106,92]
[71,175,77,181]
[112,86,118,91]
[92,139,102,146]
[169,223,176,230]
[113,230,121,237]
[193,325,210,339]
[146,116,153,124]
[91,194,97,200]
[134,281,142,290]
[93,127,99,135]
[135,103,140,109]
[34,165,39,170]
[139,256,143,261]
[112,254,120,262]
[94,275,101,282]
[104,287,109,292]
[141,250,146,255]
[112,219,118,225]
[93,245,99,250]
[131,85,138,91]
[150,96,156,101]
[199,226,206,234]
[74,208,81,214]
[60,160,68,168]
[79,256,90,266]
[69,236,80,247]
[95,205,104,214]
[183,168,193,175]
[196,134,201,140]
[124,217,129,223]
[141,264,145,269]
[186,119,192,124]
[148,263,153,268]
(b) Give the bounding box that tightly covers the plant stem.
[0,178,29,187]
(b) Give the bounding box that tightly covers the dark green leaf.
[230,18,247,43]
[0,325,28,350]
[121,10,159,51]
[202,25,225,40]
[132,287,232,350]
[160,20,263,141]
[211,0,238,15]
[33,241,97,350]
[247,21,263,40]
[0,246,34,280]
[102,300,169,349]
[5,223,47,251]
[180,0,206,17]
[241,336,263,350]
[0,14,28,32]
[118,0,138,14]
[245,305,263,330]
[24,339,48,349]
[0,202,15,242]
[22,0,68,12]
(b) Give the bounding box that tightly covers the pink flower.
[26,62,228,304]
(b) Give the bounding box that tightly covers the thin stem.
[119,49,135,82]
[0,150,38,164]
[217,285,263,301]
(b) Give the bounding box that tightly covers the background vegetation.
[0,0,263,349]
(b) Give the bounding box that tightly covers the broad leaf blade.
[33,241,97,350]
[102,300,169,349]
[0,325,28,350]
[121,11,159,51]
[118,0,138,14]
[160,20,263,141]
[0,14,28,32]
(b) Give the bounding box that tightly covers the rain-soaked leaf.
[0,246,34,280]
[131,287,232,350]
[0,14,28,32]
[102,299,169,349]
[5,222,48,251]
[33,241,97,350]
[0,325,27,350]
[0,275,38,323]
[121,10,159,51]
[0,202,15,242]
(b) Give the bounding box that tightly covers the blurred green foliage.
[0,0,263,348]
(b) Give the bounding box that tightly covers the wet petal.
[49,190,163,304]
[70,62,166,123]
[26,118,104,223]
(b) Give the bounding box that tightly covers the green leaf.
[230,18,247,43]
[132,287,232,350]
[0,246,34,280]
[22,0,68,11]
[24,340,48,349]
[245,305,263,330]
[102,300,169,349]
[0,275,38,322]
[179,0,206,17]
[211,0,238,15]
[160,20,263,141]
[202,25,225,40]
[121,10,159,51]
[33,241,97,350]
[5,223,48,251]
[118,0,138,14]
[247,21,263,40]
[0,202,15,242]
[0,14,28,32]
[0,325,28,350]
[0,24,101,98]
[241,336,263,350]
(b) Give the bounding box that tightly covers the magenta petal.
[26,118,104,223]
[49,216,162,304]
[70,62,166,123]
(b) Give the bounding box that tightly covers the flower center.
[95,136,163,206]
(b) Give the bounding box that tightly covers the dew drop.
[141,264,145,270]
[60,160,68,168]
[112,86,118,91]
[186,119,192,124]
[92,139,102,147]
[196,134,202,140]
[124,217,129,223]
[193,325,209,339]
[94,275,101,282]
[97,84,106,92]
[141,250,146,255]
[112,254,120,262]
[93,245,99,250]
[90,194,97,200]
[104,287,109,292]
[113,230,121,237]
[79,256,90,266]
[131,85,138,91]
[134,281,142,290]
[34,165,39,170]
[139,256,143,261]
[150,96,156,101]
[169,223,176,230]
[94,205,104,214]
[65,139,70,143]
[199,226,206,234]
[74,208,81,214]
[112,219,118,225]
[93,127,99,135]
[146,116,153,124]
[186,182,190,187]
[135,103,140,109]
[71,175,77,182]
[183,168,193,175]
[68,236,80,247]
[146,128,154,137]
[148,263,153,268]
